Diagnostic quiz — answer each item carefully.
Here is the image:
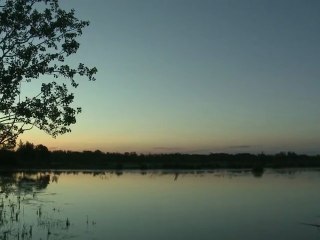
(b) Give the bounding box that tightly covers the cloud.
[185,149,213,154]
[153,147,182,151]
[228,145,252,149]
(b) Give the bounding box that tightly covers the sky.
[21,0,320,154]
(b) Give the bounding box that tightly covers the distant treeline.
[0,141,320,170]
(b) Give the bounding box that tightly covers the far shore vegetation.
[0,141,320,172]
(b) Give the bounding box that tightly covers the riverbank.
[1,148,320,171]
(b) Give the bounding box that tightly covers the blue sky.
[23,0,320,154]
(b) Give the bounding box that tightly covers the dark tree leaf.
[0,0,97,149]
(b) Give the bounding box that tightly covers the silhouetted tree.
[35,144,49,153]
[16,140,35,160]
[35,144,50,160]
[0,0,97,149]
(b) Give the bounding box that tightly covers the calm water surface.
[1,169,320,239]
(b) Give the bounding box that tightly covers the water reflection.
[0,167,311,191]
[0,172,68,239]
[0,169,320,239]
[0,172,51,195]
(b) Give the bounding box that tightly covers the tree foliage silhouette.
[0,0,97,149]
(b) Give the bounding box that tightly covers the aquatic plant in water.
[0,173,72,239]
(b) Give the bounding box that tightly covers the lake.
[0,169,320,239]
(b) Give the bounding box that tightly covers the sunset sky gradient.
[21,0,320,154]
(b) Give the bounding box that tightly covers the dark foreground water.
[1,169,320,239]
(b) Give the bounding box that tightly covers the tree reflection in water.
[0,172,70,240]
